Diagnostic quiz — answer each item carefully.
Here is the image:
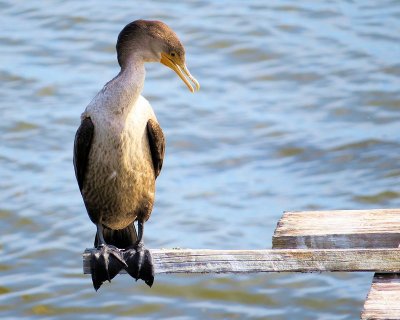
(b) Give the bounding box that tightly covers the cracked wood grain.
[272,209,400,249]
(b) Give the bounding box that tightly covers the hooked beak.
[160,53,200,93]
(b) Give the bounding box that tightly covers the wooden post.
[361,273,400,320]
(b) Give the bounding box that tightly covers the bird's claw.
[90,244,127,291]
[123,244,154,287]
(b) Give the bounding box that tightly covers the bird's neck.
[105,55,146,117]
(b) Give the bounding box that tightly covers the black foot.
[91,244,127,291]
[123,243,154,287]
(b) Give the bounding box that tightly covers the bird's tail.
[94,223,137,249]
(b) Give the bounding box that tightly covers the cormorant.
[73,20,199,290]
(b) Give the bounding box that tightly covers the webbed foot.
[123,242,154,287]
[90,244,127,291]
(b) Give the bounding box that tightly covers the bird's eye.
[170,52,176,57]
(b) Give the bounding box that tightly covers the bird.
[73,19,199,290]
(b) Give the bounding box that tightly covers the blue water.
[1,1,400,318]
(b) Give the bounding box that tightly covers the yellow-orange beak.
[160,53,200,93]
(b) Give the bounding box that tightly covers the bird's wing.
[73,117,95,191]
[146,119,165,178]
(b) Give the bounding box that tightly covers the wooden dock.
[83,208,400,319]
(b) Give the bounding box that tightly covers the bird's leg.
[123,220,154,287]
[90,224,127,291]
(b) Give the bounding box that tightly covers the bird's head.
[116,20,200,92]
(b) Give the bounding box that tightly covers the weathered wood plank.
[361,273,400,320]
[83,248,400,274]
[273,209,400,249]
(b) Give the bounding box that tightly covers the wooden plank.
[83,248,400,274]
[273,209,400,249]
[361,273,400,320]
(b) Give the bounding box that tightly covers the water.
[1,1,400,318]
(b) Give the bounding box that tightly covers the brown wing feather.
[73,117,94,191]
[146,119,165,178]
